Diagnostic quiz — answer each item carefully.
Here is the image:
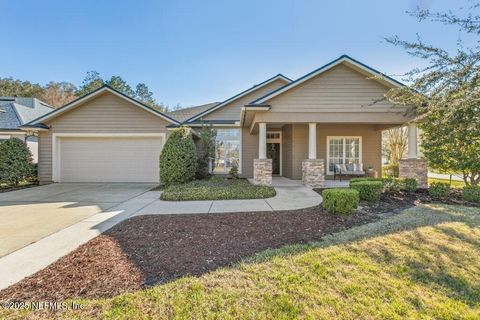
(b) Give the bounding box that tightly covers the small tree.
[385,3,480,185]
[196,124,217,179]
[0,138,36,185]
[159,126,197,186]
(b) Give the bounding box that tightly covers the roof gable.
[185,74,291,123]
[24,85,180,127]
[250,55,404,105]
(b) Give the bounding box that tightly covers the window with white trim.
[213,128,241,173]
[327,137,361,174]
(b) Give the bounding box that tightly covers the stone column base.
[253,159,272,186]
[302,159,325,188]
[399,158,428,188]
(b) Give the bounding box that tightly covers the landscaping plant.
[428,182,450,198]
[228,164,239,179]
[404,178,417,193]
[0,138,36,186]
[160,178,275,201]
[463,185,480,203]
[350,180,383,201]
[159,126,197,186]
[322,188,359,214]
[386,3,480,186]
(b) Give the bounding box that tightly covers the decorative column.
[399,123,428,188]
[308,123,317,159]
[302,123,324,188]
[254,123,272,186]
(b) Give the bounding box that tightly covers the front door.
[267,143,280,175]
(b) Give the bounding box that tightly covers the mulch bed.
[1,189,477,302]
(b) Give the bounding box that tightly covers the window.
[327,137,361,174]
[213,128,241,173]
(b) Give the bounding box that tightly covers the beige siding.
[203,79,288,121]
[241,127,258,178]
[38,92,170,183]
[267,64,396,112]
[291,125,308,179]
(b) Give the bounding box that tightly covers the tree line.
[0,71,175,111]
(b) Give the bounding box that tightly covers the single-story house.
[21,55,426,187]
[0,97,54,162]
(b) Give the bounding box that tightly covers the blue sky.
[0,0,475,107]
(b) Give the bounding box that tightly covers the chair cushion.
[336,164,348,173]
[353,163,364,172]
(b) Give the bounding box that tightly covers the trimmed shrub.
[159,126,197,186]
[404,178,418,193]
[349,177,383,186]
[382,177,405,192]
[0,138,36,186]
[428,182,450,198]
[463,186,480,203]
[350,181,383,201]
[322,188,359,215]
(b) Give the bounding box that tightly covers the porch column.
[407,123,417,159]
[258,122,267,159]
[308,123,317,159]
[254,122,272,186]
[302,123,324,188]
[399,122,428,188]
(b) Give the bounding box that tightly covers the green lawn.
[428,177,466,188]
[5,204,480,319]
[160,177,276,201]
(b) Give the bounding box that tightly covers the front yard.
[160,177,276,201]
[1,203,479,319]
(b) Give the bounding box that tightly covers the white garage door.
[58,136,164,182]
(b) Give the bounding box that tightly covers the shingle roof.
[167,102,219,123]
[0,97,53,130]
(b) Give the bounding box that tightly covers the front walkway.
[133,177,322,215]
[0,178,321,291]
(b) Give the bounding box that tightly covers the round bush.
[350,180,383,201]
[0,138,36,185]
[463,185,480,203]
[404,178,418,193]
[159,126,197,186]
[428,182,450,198]
[322,188,359,215]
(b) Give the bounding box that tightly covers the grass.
[428,177,466,188]
[4,204,480,319]
[160,177,276,201]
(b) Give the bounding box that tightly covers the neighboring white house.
[0,97,54,162]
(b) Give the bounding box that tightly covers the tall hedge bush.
[0,138,36,185]
[159,126,197,186]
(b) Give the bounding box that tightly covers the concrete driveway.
[0,183,155,257]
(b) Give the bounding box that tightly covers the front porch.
[249,122,426,188]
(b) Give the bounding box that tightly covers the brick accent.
[399,158,428,188]
[302,159,325,188]
[253,159,272,186]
